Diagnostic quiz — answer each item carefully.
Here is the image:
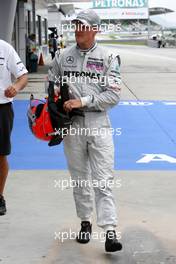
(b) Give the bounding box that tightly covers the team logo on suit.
[66,56,74,64]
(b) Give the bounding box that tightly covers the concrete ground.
[0,45,176,264]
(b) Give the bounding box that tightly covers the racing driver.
[48,9,122,252]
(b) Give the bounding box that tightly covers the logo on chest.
[66,56,74,64]
[86,57,104,71]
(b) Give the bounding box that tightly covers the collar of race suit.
[76,42,97,55]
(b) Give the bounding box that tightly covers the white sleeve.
[7,46,28,78]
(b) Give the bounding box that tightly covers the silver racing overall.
[48,42,121,228]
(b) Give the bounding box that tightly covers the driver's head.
[72,9,101,48]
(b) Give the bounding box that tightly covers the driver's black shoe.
[76,221,92,244]
[105,230,122,252]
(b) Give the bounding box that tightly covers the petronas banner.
[93,0,148,8]
[92,0,149,19]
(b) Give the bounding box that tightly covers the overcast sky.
[149,0,176,10]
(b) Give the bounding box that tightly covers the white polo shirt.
[0,39,28,104]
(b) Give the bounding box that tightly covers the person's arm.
[4,44,28,98]
[80,55,121,111]
[48,52,63,97]
[48,52,62,84]
[4,74,28,98]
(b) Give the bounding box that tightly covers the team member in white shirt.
[0,39,28,215]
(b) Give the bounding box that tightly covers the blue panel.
[9,100,176,170]
[112,101,176,170]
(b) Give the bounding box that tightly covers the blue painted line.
[9,100,176,170]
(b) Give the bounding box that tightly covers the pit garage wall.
[0,0,17,42]
[14,0,49,65]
